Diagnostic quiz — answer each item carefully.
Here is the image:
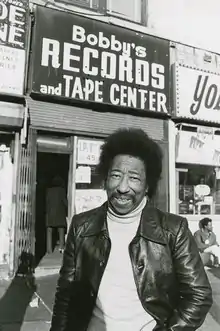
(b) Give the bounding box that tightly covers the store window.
[107,0,145,24]
[75,137,107,214]
[177,164,220,215]
[66,0,101,10]
[63,0,147,24]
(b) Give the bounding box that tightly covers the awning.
[27,97,165,141]
[0,101,24,128]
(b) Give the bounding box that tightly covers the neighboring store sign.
[31,6,170,113]
[0,0,28,95]
[175,64,220,123]
[176,129,220,166]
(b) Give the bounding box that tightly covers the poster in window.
[75,189,107,214]
[77,139,104,165]
[0,0,29,95]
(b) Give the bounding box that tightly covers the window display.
[177,164,220,215]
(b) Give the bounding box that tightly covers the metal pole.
[9,132,20,277]
[71,136,78,219]
[168,119,177,213]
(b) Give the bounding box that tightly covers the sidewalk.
[0,266,219,330]
[198,267,220,331]
[0,273,58,331]
[0,321,50,331]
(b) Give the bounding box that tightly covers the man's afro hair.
[97,128,163,198]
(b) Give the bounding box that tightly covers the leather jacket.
[50,203,212,331]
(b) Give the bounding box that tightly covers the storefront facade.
[171,43,220,235]
[0,0,29,277]
[25,5,171,264]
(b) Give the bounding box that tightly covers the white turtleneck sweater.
[87,197,156,331]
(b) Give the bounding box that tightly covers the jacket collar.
[81,202,166,245]
[139,205,166,245]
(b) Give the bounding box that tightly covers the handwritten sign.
[75,166,91,183]
[77,139,103,165]
[75,189,107,214]
[176,130,220,166]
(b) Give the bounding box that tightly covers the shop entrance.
[35,151,70,265]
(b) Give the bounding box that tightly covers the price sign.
[77,139,104,165]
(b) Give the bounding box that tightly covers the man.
[50,128,212,331]
[46,176,68,254]
[194,217,220,264]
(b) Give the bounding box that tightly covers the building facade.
[170,43,220,236]
[14,3,171,270]
[3,0,219,276]
[147,0,220,54]
[0,0,29,277]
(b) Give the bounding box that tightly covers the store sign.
[0,0,29,95]
[176,130,220,166]
[175,64,220,123]
[31,6,170,113]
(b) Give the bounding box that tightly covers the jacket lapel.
[80,202,108,237]
[137,205,167,245]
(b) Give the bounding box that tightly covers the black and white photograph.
[0,1,219,330]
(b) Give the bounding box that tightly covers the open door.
[14,127,37,275]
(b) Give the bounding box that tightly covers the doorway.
[35,152,69,265]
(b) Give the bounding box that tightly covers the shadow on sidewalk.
[0,253,36,331]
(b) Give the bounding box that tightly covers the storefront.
[172,58,220,235]
[26,5,171,263]
[0,0,29,277]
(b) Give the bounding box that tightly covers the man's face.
[206,222,213,232]
[105,154,148,215]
